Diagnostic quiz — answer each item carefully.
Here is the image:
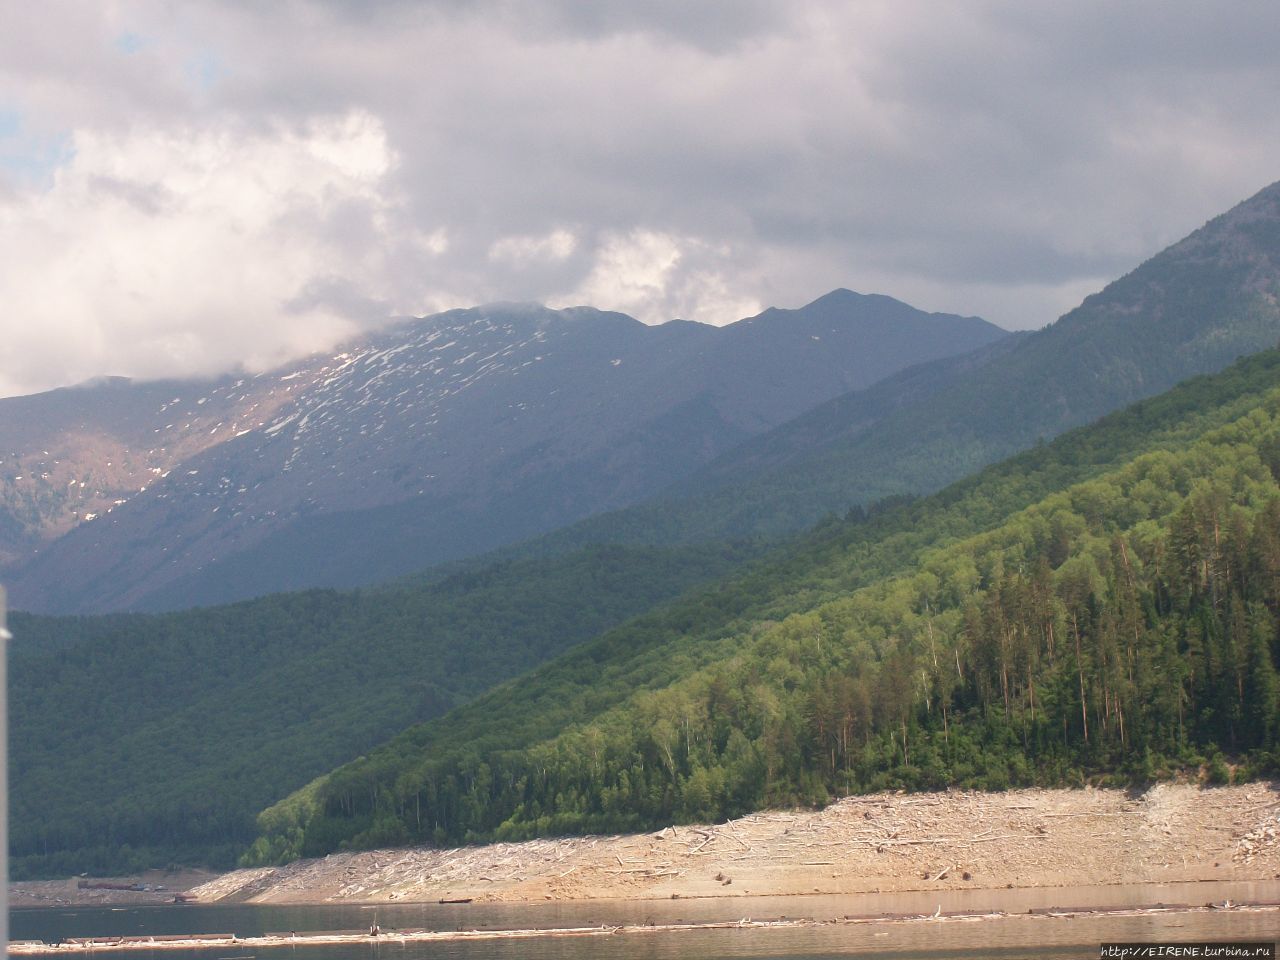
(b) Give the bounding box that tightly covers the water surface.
[12,880,1279,960]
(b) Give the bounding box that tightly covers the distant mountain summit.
[0,293,1004,612]
[534,178,1280,551]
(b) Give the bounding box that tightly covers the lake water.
[12,881,1280,959]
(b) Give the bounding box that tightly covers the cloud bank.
[2,1,1279,396]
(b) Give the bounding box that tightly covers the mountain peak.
[803,287,872,308]
[741,288,1000,337]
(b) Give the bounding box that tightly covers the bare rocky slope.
[187,785,1280,905]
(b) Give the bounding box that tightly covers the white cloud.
[0,110,447,396]
[562,230,681,319]
[488,228,577,265]
[554,229,761,324]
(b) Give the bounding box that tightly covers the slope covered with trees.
[9,541,759,878]
[259,350,1280,861]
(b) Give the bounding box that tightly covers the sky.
[2,1,1279,398]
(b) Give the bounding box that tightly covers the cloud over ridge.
[2,1,1279,396]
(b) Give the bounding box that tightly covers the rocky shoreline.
[12,784,1278,911]
[182,783,1280,906]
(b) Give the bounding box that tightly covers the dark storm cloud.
[2,1,1279,397]
[305,0,788,50]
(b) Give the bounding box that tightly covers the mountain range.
[504,179,1280,555]
[10,178,1280,878]
[1,293,1003,613]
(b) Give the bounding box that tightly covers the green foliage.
[10,541,758,877]
[278,350,1280,858]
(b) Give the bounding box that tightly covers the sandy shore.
[179,783,1280,906]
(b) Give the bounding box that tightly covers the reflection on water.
[11,880,1280,960]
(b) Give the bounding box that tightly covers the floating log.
[10,903,1279,955]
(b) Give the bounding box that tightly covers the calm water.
[12,881,1280,960]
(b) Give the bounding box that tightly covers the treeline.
[252,351,1280,862]
[10,541,759,878]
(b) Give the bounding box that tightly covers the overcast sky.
[2,1,1279,398]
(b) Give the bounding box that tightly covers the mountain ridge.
[2,292,1004,613]
[470,179,1280,557]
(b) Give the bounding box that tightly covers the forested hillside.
[258,350,1280,862]
[9,541,759,878]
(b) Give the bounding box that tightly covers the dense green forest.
[9,541,759,878]
[255,350,1280,863]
